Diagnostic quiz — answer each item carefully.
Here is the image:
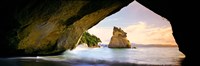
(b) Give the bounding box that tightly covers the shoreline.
[0,46,184,66]
[0,57,182,66]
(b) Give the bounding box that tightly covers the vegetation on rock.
[79,32,101,47]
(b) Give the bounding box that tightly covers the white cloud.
[124,21,176,45]
[88,21,177,45]
[88,26,113,44]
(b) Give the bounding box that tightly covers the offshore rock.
[108,26,131,48]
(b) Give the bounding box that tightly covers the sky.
[88,1,176,45]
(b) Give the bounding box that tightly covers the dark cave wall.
[137,0,193,65]
[0,0,134,56]
[0,0,193,65]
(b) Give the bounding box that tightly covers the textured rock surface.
[0,0,133,56]
[108,27,131,48]
[0,1,193,65]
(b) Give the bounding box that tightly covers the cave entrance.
[82,1,185,65]
[88,1,177,46]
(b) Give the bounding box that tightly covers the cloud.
[124,21,176,45]
[88,21,177,45]
[88,26,113,44]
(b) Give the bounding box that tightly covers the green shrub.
[79,31,101,47]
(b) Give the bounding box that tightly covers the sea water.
[0,45,185,66]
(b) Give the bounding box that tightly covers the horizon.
[99,43,177,46]
[88,1,177,46]
[98,43,178,47]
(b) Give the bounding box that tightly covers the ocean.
[0,44,185,66]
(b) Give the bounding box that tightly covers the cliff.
[108,26,131,48]
[0,0,133,56]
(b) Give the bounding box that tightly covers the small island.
[108,26,131,48]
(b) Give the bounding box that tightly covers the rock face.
[108,27,131,48]
[0,1,192,65]
[0,0,133,56]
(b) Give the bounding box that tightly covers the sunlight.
[88,1,176,46]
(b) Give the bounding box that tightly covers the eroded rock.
[108,26,131,48]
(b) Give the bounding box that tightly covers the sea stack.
[108,26,131,48]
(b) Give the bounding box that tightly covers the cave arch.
[88,1,186,65]
[0,0,192,65]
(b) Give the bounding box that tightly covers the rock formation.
[0,1,193,65]
[0,0,133,56]
[108,26,131,48]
